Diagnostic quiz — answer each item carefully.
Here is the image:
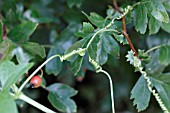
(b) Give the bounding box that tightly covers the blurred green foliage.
[0,0,170,113]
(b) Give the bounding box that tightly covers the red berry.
[30,76,42,88]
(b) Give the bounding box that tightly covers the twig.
[113,0,138,56]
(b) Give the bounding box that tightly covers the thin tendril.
[97,69,115,113]
[89,57,115,113]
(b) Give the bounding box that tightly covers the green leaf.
[146,50,166,75]
[0,19,2,43]
[88,33,119,65]
[47,83,78,113]
[113,34,128,45]
[102,33,119,57]
[151,0,169,23]
[130,76,151,112]
[83,12,105,28]
[8,21,38,43]
[88,36,98,60]
[149,15,161,35]
[163,1,170,12]
[0,60,33,90]
[152,73,170,85]
[159,45,170,65]
[45,45,63,76]
[13,46,32,64]
[0,39,14,62]
[22,42,46,58]
[65,38,88,61]
[0,91,18,113]
[135,4,148,34]
[82,22,94,33]
[161,22,170,33]
[66,0,83,8]
[71,56,83,75]
[151,77,170,110]
[96,34,108,65]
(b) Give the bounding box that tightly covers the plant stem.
[122,31,138,56]
[18,54,61,93]
[145,45,161,54]
[97,69,115,113]
[113,0,138,56]
[19,93,57,113]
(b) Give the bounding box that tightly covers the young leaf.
[0,91,18,113]
[159,45,170,65]
[0,60,33,90]
[135,4,148,34]
[22,42,46,58]
[83,12,105,28]
[8,21,38,43]
[45,45,63,76]
[130,76,151,112]
[47,83,78,113]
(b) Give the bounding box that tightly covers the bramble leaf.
[45,45,63,76]
[65,38,88,61]
[151,0,169,23]
[161,22,170,33]
[22,42,46,58]
[71,56,83,75]
[149,15,161,35]
[0,91,18,113]
[0,39,14,62]
[82,22,94,34]
[83,12,105,28]
[135,4,148,34]
[130,76,151,112]
[151,77,170,111]
[113,34,128,45]
[0,60,33,90]
[47,83,78,113]
[159,45,170,65]
[8,21,38,43]
[66,0,83,8]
